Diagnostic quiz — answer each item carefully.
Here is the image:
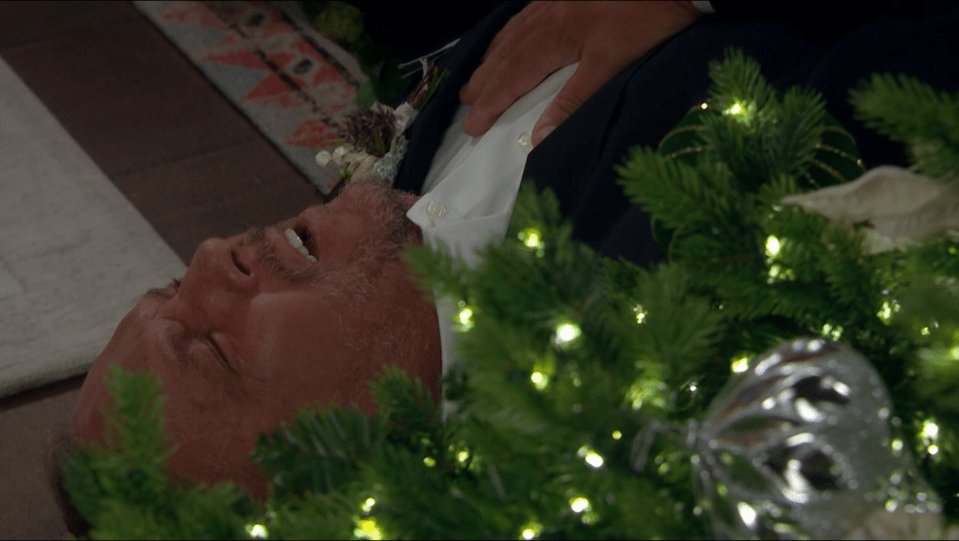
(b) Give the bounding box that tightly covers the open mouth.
[283,228,317,262]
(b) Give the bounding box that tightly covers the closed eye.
[203,335,236,374]
[166,324,238,378]
[231,250,251,275]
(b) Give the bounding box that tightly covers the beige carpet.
[0,56,186,398]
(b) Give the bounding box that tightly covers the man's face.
[72,182,440,499]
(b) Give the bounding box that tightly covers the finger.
[463,22,575,135]
[461,2,548,106]
[463,49,569,137]
[460,11,538,106]
[460,30,520,106]
[481,2,547,62]
[460,43,506,106]
[531,57,624,146]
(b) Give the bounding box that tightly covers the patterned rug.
[134,1,366,195]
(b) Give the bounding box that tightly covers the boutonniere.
[316,62,448,187]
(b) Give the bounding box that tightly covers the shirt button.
[517,132,532,151]
[426,200,447,219]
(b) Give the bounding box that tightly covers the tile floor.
[0,2,327,537]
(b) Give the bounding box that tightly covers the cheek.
[242,289,363,406]
[321,213,371,263]
[73,314,150,443]
[159,384,271,499]
[73,374,109,445]
[241,293,302,382]
[245,289,342,361]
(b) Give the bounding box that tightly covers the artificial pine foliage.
[59,366,258,539]
[851,72,959,179]
[64,50,959,538]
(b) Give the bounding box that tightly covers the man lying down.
[67,54,582,504]
[66,0,953,519]
[70,181,442,501]
[62,2,954,532]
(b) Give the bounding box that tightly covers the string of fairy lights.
[79,51,959,540]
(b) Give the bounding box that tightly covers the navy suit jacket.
[394,2,959,269]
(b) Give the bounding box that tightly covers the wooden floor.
[0,2,327,537]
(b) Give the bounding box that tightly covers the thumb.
[531,62,613,146]
[531,89,582,147]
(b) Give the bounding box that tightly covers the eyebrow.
[136,279,242,391]
[165,324,203,369]
[138,279,205,366]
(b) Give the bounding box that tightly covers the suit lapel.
[394,2,524,194]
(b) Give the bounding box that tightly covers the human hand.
[460,1,703,146]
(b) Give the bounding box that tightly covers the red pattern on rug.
[135,1,365,194]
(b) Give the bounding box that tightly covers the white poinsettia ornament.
[315,62,447,186]
[782,165,959,254]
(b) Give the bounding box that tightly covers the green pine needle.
[851,73,959,178]
[62,49,959,538]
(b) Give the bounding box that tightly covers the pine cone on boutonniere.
[316,62,448,188]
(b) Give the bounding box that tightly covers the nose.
[188,236,258,294]
[169,236,258,330]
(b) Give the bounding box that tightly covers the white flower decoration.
[782,166,959,253]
